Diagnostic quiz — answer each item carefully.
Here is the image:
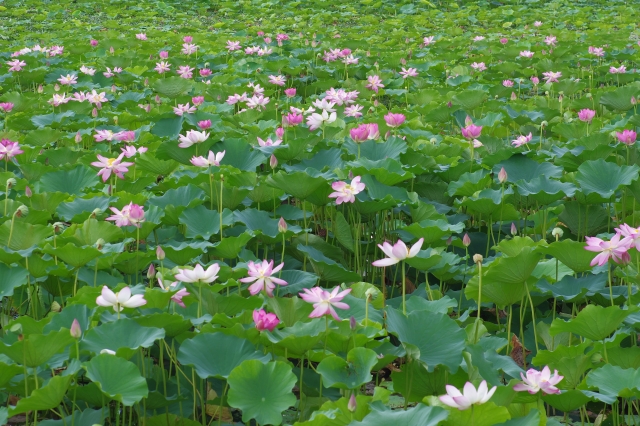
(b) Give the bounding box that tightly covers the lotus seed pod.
[552,227,564,238]
[473,254,483,264]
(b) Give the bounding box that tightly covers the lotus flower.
[175,264,220,284]
[0,103,14,113]
[96,286,147,312]
[58,74,77,85]
[585,233,631,266]
[190,150,225,167]
[91,153,134,182]
[439,381,496,410]
[253,309,280,332]
[299,286,352,321]
[513,366,563,395]
[399,67,418,78]
[512,133,533,148]
[372,238,424,267]
[461,122,482,140]
[226,40,241,51]
[365,75,384,92]
[384,113,406,128]
[0,139,23,160]
[616,130,637,145]
[106,202,145,227]
[178,130,209,148]
[239,260,287,297]
[344,104,364,118]
[306,110,336,131]
[268,75,286,86]
[328,176,366,204]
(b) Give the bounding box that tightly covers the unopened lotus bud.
[473,254,483,264]
[6,178,16,189]
[92,108,98,118]
[155,94,161,104]
[465,115,473,126]
[278,217,287,233]
[270,154,278,169]
[91,208,102,218]
[462,233,471,247]
[70,319,82,339]
[275,127,284,138]
[373,99,379,107]
[147,264,156,279]
[348,170,354,180]
[632,96,637,105]
[348,394,357,412]
[511,222,517,235]
[350,316,357,331]
[446,236,452,246]
[16,205,28,218]
[51,301,61,312]
[510,92,517,100]
[110,46,115,54]
[53,222,65,233]
[25,186,32,198]
[95,238,105,250]
[111,85,117,93]
[144,78,149,86]
[75,132,82,143]
[54,83,60,92]
[552,227,563,239]
[37,84,44,93]
[558,94,563,102]
[156,246,165,260]
[498,167,507,184]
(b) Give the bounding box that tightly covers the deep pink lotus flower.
[350,124,370,142]
[512,133,533,148]
[90,39,98,47]
[114,130,135,142]
[461,123,482,140]
[175,264,220,284]
[616,130,637,145]
[615,224,640,250]
[500,38,508,44]
[106,202,145,227]
[0,103,14,113]
[513,366,563,395]
[190,150,225,167]
[159,51,169,59]
[268,75,286,86]
[585,233,631,266]
[384,113,406,128]
[253,309,280,331]
[578,109,596,123]
[192,96,205,106]
[365,75,385,93]
[91,153,134,182]
[542,71,562,83]
[283,113,303,127]
[183,35,193,43]
[198,120,212,130]
[439,381,496,411]
[299,287,351,321]
[503,80,514,87]
[96,286,146,312]
[329,176,366,204]
[284,88,296,98]
[372,238,424,267]
[226,40,241,51]
[239,260,287,297]
[0,139,23,160]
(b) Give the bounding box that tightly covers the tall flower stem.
[474,259,483,343]
[525,281,539,353]
[401,260,407,315]
[608,263,614,307]
[219,174,224,241]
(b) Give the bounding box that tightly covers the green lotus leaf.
[391,360,446,402]
[39,165,99,196]
[586,364,640,398]
[317,347,378,390]
[550,305,631,341]
[0,329,75,367]
[266,170,329,200]
[179,205,234,240]
[84,354,148,406]
[81,318,165,355]
[496,155,562,183]
[576,159,639,201]
[152,76,193,98]
[349,402,448,426]
[297,245,361,282]
[599,86,636,111]
[0,263,28,298]
[9,375,73,416]
[542,239,598,273]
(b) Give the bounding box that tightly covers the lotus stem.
[401,260,407,315]
[525,281,539,354]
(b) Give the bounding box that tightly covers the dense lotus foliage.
[2,0,640,425]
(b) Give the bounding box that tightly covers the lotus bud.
[51,301,61,312]
[465,115,474,126]
[54,83,60,92]
[510,92,517,100]
[270,154,278,169]
[631,96,636,105]
[110,46,115,54]
[278,217,287,233]
[155,94,161,104]
[552,227,564,239]
[95,238,105,250]
[92,108,98,118]
[462,233,471,247]
[75,132,82,143]
[144,77,149,86]
[275,127,284,138]
[6,178,16,189]
[91,208,102,218]
[498,167,507,184]
[348,170,354,180]
[53,222,65,233]
[111,85,117,93]
[446,236,452,246]
[25,186,32,198]
[70,319,82,339]
[348,394,357,412]
[147,264,156,279]
[511,222,518,235]
[16,205,28,218]
[350,316,357,331]
[156,246,165,260]
[541,121,548,127]
[447,101,452,108]
[473,254,483,264]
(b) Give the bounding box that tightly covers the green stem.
[525,281,539,354]
[401,260,406,315]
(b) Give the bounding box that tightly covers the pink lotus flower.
[197,120,212,130]
[384,113,406,128]
[80,65,95,76]
[313,99,336,112]
[94,130,115,142]
[0,139,23,160]
[350,124,370,142]
[578,109,596,123]
[589,46,605,57]
[399,67,418,78]
[106,202,145,227]
[175,264,220,284]
[610,65,626,74]
[190,150,225,167]
[158,51,169,59]
[503,80,514,87]
[199,68,212,78]
[226,40,241,51]
[114,130,135,142]
[155,61,171,74]
[544,35,557,46]
[240,260,287,297]
[615,224,640,250]
[512,133,533,148]
[178,130,209,148]
[246,95,270,110]
[306,110,336,130]
[534,21,542,27]
[473,36,485,42]
[58,74,77,85]
[7,60,26,72]
[329,176,366,204]
[299,287,351,321]
[461,122,482,140]
[91,153,134,182]
[542,71,562,83]
[344,104,364,118]
[284,88,297,98]
[366,75,385,93]
[268,75,286,86]
[585,233,631,266]
[283,113,303,127]
[257,137,281,147]
[135,33,147,41]
[90,39,98,47]
[531,76,540,85]
[0,103,14,113]
[253,309,280,331]
[121,145,147,158]
[616,130,637,145]
[49,93,70,107]
[173,103,197,116]
[177,65,194,79]
[372,238,424,267]
[192,96,205,106]
[439,381,496,410]
[181,43,199,55]
[423,36,435,46]
[471,62,487,72]
[513,366,563,395]
[500,38,508,44]
[342,55,358,65]
[520,51,534,58]
[96,286,146,312]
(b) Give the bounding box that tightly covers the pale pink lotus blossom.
[135,33,147,41]
[94,130,115,142]
[344,104,364,118]
[181,43,199,55]
[106,202,145,227]
[190,150,225,167]
[58,74,77,85]
[192,96,204,106]
[615,224,640,250]
[257,137,282,147]
[48,93,70,107]
[384,113,406,128]
[7,60,26,72]
[513,366,563,395]
[121,145,147,158]
[616,130,637,145]
[253,309,280,331]
[114,131,135,142]
[520,51,534,58]
[240,260,287,297]
[96,286,146,312]
[544,36,557,46]
[246,95,270,110]
[512,133,533,148]
[503,80,514,87]
[423,36,435,46]
[342,55,359,65]
[245,46,260,55]
[157,276,190,308]
[610,65,626,74]
[80,65,95,76]
[329,176,366,204]
[313,98,336,113]
[0,103,14,113]
[365,75,385,93]
[226,40,241,51]
[585,233,632,266]
[175,264,220,284]
[173,103,197,116]
[542,71,562,83]
[578,109,596,123]
[50,45,64,56]
[589,46,605,57]
[299,287,351,321]
[177,65,194,79]
[268,75,286,86]
[91,153,134,181]
[531,76,540,85]
[534,21,543,27]
[257,46,272,56]
[178,130,209,148]
[154,61,171,74]
[226,93,248,105]
[399,67,418,78]
[439,381,496,410]
[473,36,485,42]
[372,238,424,267]
[86,90,108,105]
[306,110,337,131]
[471,62,487,72]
